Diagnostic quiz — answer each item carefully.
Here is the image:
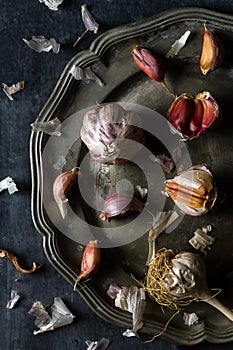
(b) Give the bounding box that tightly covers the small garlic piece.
[189,226,216,256]
[165,165,217,216]
[166,30,191,58]
[200,25,224,75]
[168,91,220,140]
[183,312,199,326]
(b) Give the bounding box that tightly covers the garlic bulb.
[168,91,220,140]
[80,103,144,164]
[165,165,217,216]
[146,249,233,321]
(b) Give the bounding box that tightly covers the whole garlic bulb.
[146,249,233,321]
[80,103,144,164]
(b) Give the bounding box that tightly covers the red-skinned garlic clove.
[53,167,80,219]
[74,240,101,290]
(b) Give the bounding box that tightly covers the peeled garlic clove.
[200,25,224,75]
[168,91,220,139]
[165,165,217,216]
[53,168,80,219]
[74,240,101,290]
[80,103,144,164]
[99,192,144,221]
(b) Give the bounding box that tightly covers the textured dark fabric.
[0,1,233,349]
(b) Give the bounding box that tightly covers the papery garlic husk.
[53,167,80,219]
[200,25,224,75]
[80,103,144,164]
[168,91,220,139]
[165,165,217,216]
[99,192,144,221]
[74,240,101,290]
[146,249,233,321]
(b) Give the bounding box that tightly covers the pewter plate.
[30,7,233,344]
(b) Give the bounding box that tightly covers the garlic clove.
[74,240,101,290]
[132,46,165,83]
[165,165,217,216]
[189,98,203,138]
[99,192,144,222]
[168,91,220,139]
[196,91,220,135]
[168,93,194,136]
[53,167,80,219]
[200,25,224,75]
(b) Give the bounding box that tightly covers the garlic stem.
[204,295,233,321]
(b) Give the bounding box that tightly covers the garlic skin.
[99,192,144,221]
[80,103,144,164]
[200,25,224,75]
[168,91,220,139]
[165,165,217,216]
[53,168,80,219]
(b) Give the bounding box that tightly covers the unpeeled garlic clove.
[165,165,217,216]
[200,25,224,75]
[53,167,80,219]
[74,240,101,290]
[132,46,165,83]
[132,46,172,94]
[168,91,220,139]
[99,192,144,222]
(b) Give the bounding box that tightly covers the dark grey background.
[0,1,233,349]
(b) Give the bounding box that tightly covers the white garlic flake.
[183,312,199,326]
[23,36,60,53]
[2,81,25,100]
[28,297,75,335]
[0,177,18,195]
[31,117,61,136]
[70,65,104,87]
[6,290,20,309]
[39,0,64,11]
[166,30,191,58]
[189,226,215,256]
[85,338,110,350]
[136,185,148,199]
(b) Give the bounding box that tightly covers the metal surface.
[30,7,233,344]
